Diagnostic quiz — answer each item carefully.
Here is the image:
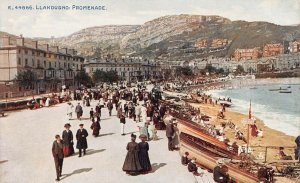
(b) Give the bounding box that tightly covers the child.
[89,108,94,120]
[181,152,190,166]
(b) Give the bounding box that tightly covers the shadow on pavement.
[60,168,93,180]
[150,163,167,173]
[85,149,106,156]
[0,160,8,164]
[98,133,115,137]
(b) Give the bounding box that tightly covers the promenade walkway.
[0,99,213,183]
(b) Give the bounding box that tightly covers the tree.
[235,65,245,75]
[93,69,106,83]
[105,70,119,83]
[175,66,194,77]
[75,70,92,86]
[92,69,119,84]
[15,70,37,89]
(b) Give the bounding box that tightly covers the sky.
[0,0,299,38]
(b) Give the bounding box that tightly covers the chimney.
[50,46,59,53]
[16,37,24,46]
[1,36,10,46]
[60,48,67,54]
[32,40,38,49]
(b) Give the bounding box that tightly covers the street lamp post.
[72,66,76,90]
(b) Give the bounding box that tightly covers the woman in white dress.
[45,97,50,107]
[67,102,74,120]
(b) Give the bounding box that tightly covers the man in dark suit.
[76,124,88,157]
[166,119,175,151]
[107,100,113,116]
[52,135,64,181]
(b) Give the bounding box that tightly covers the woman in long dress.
[67,102,74,120]
[90,118,101,137]
[138,134,152,173]
[122,134,142,175]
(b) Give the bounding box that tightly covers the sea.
[208,78,300,137]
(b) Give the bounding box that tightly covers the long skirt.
[63,145,71,157]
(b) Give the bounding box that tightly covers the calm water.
[209,81,300,137]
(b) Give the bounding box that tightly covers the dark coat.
[62,130,73,146]
[91,121,101,136]
[76,129,88,149]
[120,115,126,124]
[138,142,151,171]
[213,166,229,183]
[75,105,83,115]
[107,102,113,110]
[166,123,174,137]
[188,162,197,172]
[122,141,142,172]
[52,140,64,159]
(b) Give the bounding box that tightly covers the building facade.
[289,40,300,53]
[263,43,284,57]
[84,57,160,82]
[234,48,260,61]
[0,35,84,97]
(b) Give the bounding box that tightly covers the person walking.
[75,103,83,120]
[62,123,74,157]
[52,135,64,181]
[66,102,74,120]
[90,118,101,137]
[135,104,141,122]
[89,108,94,120]
[107,100,113,116]
[120,112,126,136]
[76,124,88,157]
[138,134,152,173]
[166,119,175,151]
[122,134,143,175]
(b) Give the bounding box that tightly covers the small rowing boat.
[279,90,292,93]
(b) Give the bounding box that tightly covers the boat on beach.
[170,111,259,183]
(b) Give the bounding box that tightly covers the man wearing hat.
[76,124,88,157]
[75,103,83,120]
[52,135,64,181]
[213,159,230,183]
[62,123,74,157]
[138,134,152,173]
[166,119,175,151]
[188,158,200,176]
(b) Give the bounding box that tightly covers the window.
[25,49,28,54]
[64,63,66,68]
[44,61,46,67]
[25,58,28,65]
[49,62,52,68]
[37,60,40,67]
[18,49,21,54]
[32,51,35,55]
[18,57,21,65]
[55,62,57,68]
[32,59,35,66]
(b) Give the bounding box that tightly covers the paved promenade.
[0,99,213,183]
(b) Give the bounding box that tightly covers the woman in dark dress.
[122,134,142,175]
[62,123,74,157]
[90,118,101,137]
[138,134,152,173]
